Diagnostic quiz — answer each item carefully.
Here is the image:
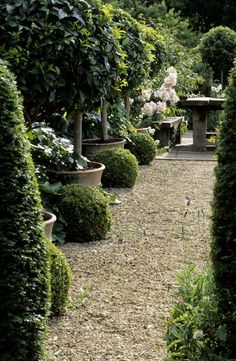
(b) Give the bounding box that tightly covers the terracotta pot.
[43,211,57,240]
[48,161,105,187]
[82,138,126,158]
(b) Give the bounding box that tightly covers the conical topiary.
[0,60,49,360]
[211,61,236,357]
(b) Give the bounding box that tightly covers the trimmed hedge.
[93,148,139,187]
[47,239,72,316]
[0,60,49,360]
[211,61,236,357]
[60,184,112,242]
[126,132,157,165]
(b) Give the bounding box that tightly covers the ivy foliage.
[211,61,236,358]
[0,59,49,360]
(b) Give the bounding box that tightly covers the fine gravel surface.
[46,159,216,361]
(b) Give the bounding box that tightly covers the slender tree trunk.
[101,98,108,141]
[74,109,83,156]
[220,69,224,89]
[124,89,131,119]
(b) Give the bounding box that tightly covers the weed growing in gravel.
[74,287,90,309]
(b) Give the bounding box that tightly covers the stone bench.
[152,116,184,147]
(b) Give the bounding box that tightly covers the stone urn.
[82,138,126,159]
[43,211,57,240]
[47,161,105,187]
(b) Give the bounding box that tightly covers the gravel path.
[46,159,216,361]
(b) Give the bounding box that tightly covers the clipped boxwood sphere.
[60,184,112,242]
[126,132,157,165]
[93,148,139,187]
[46,239,72,316]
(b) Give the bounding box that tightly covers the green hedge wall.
[0,60,49,361]
[211,61,236,357]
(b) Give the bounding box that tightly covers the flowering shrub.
[140,67,179,118]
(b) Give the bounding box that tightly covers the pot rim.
[47,161,105,175]
[43,211,57,225]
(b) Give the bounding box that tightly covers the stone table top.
[179,97,225,110]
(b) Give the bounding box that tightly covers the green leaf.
[58,9,69,20]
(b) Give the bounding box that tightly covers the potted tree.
[0,0,107,186]
[82,4,128,158]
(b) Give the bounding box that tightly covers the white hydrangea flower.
[156,101,167,113]
[141,101,157,116]
[141,88,152,101]
[158,86,171,102]
[169,88,179,105]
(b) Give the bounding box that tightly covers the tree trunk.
[101,98,108,141]
[124,90,131,119]
[220,69,224,89]
[74,109,83,156]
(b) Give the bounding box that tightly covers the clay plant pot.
[82,138,126,159]
[48,161,105,187]
[43,211,57,240]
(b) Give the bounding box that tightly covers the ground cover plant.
[165,267,225,361]
[0,60,49,360]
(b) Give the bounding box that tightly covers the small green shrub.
[126,132,157,165]
[59,184,112,242]
[165,266,227,361]
[46,239,72,316]
[0,60,49,360]
[93,148,139,187]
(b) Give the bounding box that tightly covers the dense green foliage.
[28,124,87,172]
[60,184,112,242]
[165,0,236,32]
[93,148,139,187]
[0,0,90,122]
[47,239,72,316]
[0,0,127,123]
[0,60,49,360]
[199,26,236,87]
[211,62,236,357]
[165,267,227,361]
[104,0,167,26]
[112,7,163,93]
[126,132,157,165]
